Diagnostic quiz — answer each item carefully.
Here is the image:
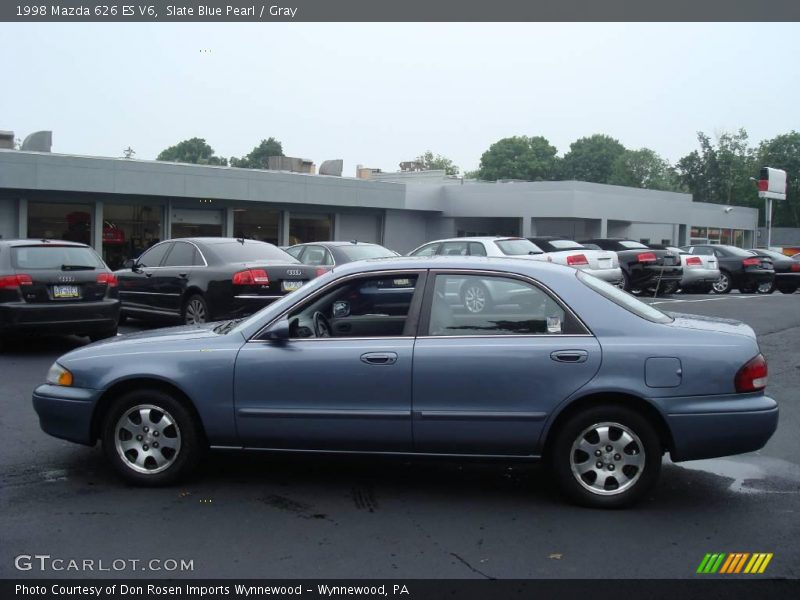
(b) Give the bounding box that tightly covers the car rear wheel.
[757,280,776,294]
[711,271,732,294]
[549,405,661,508]
[102,389,201,486]
[183,294,209,325]
[461,282,491,314]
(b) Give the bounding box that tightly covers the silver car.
[670,246,720,293]
[527,237,623,285]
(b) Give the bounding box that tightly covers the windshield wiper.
[61,264,96,271]
[213,318,244,334]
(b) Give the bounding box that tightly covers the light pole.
[750,176,773,248]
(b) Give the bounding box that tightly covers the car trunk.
[231,262,320,297]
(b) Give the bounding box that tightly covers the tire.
[118,312,128,325]
[183,294,209,325]
[102,389,202,486]
[653,281,678,296]
[756,280,776,294]
[693,283,714,294]
[89,327,118,342]
[711,270,732,294]
[460,281,491,314]
[549,404,662,509]
[777,283,798,294]
[623,271,644,296]
[739,283,757,294]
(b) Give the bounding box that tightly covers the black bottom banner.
[3,579,799,600]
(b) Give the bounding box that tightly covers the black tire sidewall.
[778,284,798,294]
[549,404,662,509]
[102,389,201,486]
[714,271,732,294]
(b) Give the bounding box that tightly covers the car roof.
[424,236,525,244]
[0,239,90,248]
[291,241,382,248]
[331,254,576,278]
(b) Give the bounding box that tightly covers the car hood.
[664,312,756,340]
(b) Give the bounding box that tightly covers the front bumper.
[32,384,101,446]
[653,393,778,462]
[0,299,119,335]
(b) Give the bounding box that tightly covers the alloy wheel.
[712,273,729,294]
[185,298,207,324]
[114,404,182,474]
[570,421,645,496]
[463,285,487,313]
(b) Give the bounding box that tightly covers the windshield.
[12,246,104,270]
[495,239,543,255]
[619,241,649,249]
[549,240,585,250]
[577,270,673,324]
[340,245,398,261]
[212,241,297,263]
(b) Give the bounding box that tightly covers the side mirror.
[263,318,290,341]
[332,301,350,318]
[123,259,135,270]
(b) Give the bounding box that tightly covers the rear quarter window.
[577,271,673,324]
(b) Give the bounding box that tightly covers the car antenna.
[237,237,245,245]
[351,239,358,244]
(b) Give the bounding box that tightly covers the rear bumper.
[582,267,623,284]
[740,270,774,285]
[32,384,101,445]
[0,299,119,335]
[653,393,778,462]
[681,268,720,287]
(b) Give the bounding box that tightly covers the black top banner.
[3,0,800,22]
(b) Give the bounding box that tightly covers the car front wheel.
[550,405,662,508]
[102,389,202,486]
[711,271,732,294]
[183,294,209,325]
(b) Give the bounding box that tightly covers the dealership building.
[0,149,760,270]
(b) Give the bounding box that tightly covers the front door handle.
[550,350,589,363]
[361,352,398,365]
[178,272,188,278]
[144,271,152,278]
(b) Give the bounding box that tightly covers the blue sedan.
[33,256,778,508]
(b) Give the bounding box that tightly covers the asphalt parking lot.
[1,292,799,580]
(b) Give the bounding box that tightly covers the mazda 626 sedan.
[33,256,778,508]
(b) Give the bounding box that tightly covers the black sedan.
[681,244,774,294]
[747,248,800,294]
[116,238,321,325]
[286,241,399,272]
[579,238,682,295]
[0,239,119,345]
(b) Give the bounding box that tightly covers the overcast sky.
[2,22,798,175]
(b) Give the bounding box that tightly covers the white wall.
[383,210,436,254]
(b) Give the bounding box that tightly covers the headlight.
[46,362,73,387]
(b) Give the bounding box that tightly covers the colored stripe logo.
[696,553,773,574]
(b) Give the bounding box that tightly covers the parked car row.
[3,234,798,344]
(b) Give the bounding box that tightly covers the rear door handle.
[178,273,188,278]
[550,350,589,363]
[361,352,398,365]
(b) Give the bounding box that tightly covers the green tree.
[560,134,626,183]
[758,131,800,228]
[477,136,559,181]
[230,137,284,169]
[414,151,459,176]
[156,137,227,166]
[609,148,682,191]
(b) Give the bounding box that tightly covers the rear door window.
[162,242,197,267]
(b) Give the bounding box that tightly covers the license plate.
[281,280,304,292]
[53,285,80,299]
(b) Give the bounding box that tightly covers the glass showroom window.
[232,207,280,244]
[102,204,163,270]
[289,214,332,245]
[690,226,708,245]
[27,202,93,246]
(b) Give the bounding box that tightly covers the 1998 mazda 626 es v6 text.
[33,256,779,508]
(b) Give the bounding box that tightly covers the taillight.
[685,256,702,267]
[566,254,589,266]
[232,269,269,285]
[791,263,800,272]
[96,273,118,287]
[315,267,330,277]
[637,252,657,263]
[742,257,760,267]
[735,354,768,392]
[0,274,33,289]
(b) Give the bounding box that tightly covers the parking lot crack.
[449,552,495,580]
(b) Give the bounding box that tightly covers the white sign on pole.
[758,167,787,201]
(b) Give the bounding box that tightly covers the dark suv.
[0,239,119,345]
